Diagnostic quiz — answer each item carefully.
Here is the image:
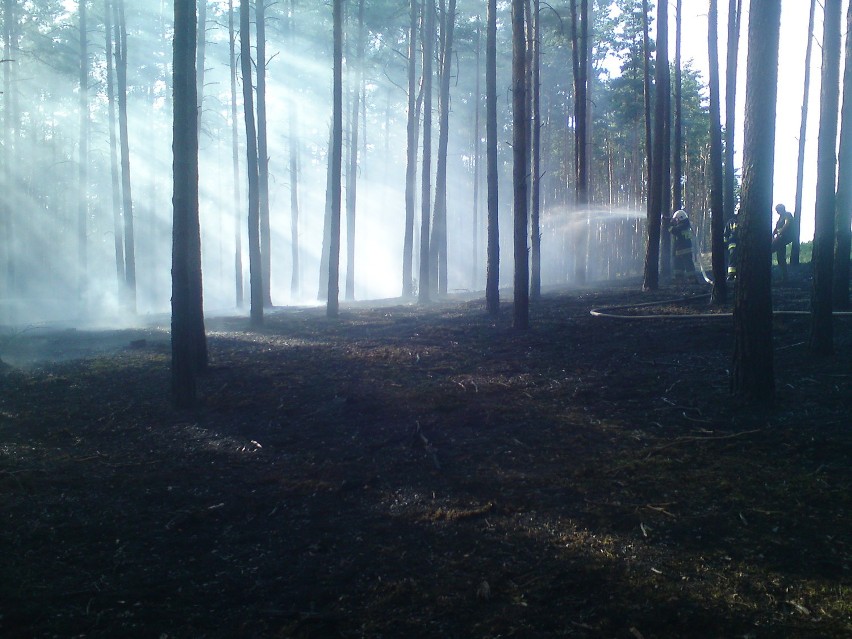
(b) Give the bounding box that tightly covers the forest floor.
[0,266,850,638]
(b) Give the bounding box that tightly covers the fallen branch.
[645,428,763,458]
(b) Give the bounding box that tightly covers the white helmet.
[673,209,688,223]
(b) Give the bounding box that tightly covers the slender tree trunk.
[172,0,202,408]
[570,0,589,285]
[835,0,852,310]
[472,16,481,290]
[318,124,333,301]
[2,0,14,294]
[402,0,419,297]
[327,0,343,316]
[196,0,206,133]
[723,0,742,222]
[530,0,541,300]
[256,0,272,307]
[673,0,683,211]
[78,0,88,299]
[641,0,651,174]
[810,0,841,356]
[792,0,817,265]
[288,1,300,299]
[708,0,727,303]
[345,0,365,301]
[660,50,672,279]
[115,0,136,310]
[431,0,455,296]
[731,0,781,401]
[241,0,263,326]
[105,0,125,289]
[418,0,435,303]
[485,0,500,315]
[512,0,529,328]
[643,0,668,290]
[228,0,243,307]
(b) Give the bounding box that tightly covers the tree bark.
[196,0,206,134]
[256,0,272,307]
[642,0,668,291]
[809,0,841,356]
[731,0,781,401]
[835,0,852,310]
[530,0,541,300]
[792,0,817,265]
[402,0,419,297]
[708,0,727,303]
[723,0,742,223]
[288,0,300,299]
[228,0,243,307]
[513,0,529,329]
[418,0,435,304]
[172,0,201,408]
[78,0,88,299]
[241,0,263,326]
[431,0,456,296]
[345,0,365,301]
[115,0,136,310]
[327,0,344,317]
[569,0,589,285]
[485,0,500,315]
[104,0,125,290]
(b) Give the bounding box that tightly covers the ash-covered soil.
[1,274,849,638]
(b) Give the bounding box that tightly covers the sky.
[678,0,834,241]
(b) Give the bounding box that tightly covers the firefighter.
[772,203,795,282]
[724,210,739,282]
[670,209,696,283]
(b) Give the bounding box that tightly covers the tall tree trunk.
[810,0,841,356]
[345,0,365,301]
[835,0,852,310]
[402,0,419,297]
[105,0,125,289]
[792,0,817,265]
[418,0,435,303]
[327,0,344,317]
[318,125,333,301]
[530,0,541,300]
[642,0,668,290]
[731,0,781,401]
[708,0,727,303]
[723,0,742,222]
[241,0,263,326]
[485,0,499,315]
[172,0,203,408]
[228,0,243,307]
[196,0,206,133]
[115,0,136,310]
[431,0,456,296]
[472,15,481,290]
[673,0,683,211]
[2,0,14,294]
[78,0,88,299]
[641,0,651,174]
[570,0,589,285]
[288,0,300,299]
[512,0,529,328]
[660,48,672,279]
[256,0,272,307]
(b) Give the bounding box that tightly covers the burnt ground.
[0,270,850,638]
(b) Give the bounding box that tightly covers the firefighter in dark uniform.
[670,209,696,283]
[771,203,795,282]
[724,210,739,281]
